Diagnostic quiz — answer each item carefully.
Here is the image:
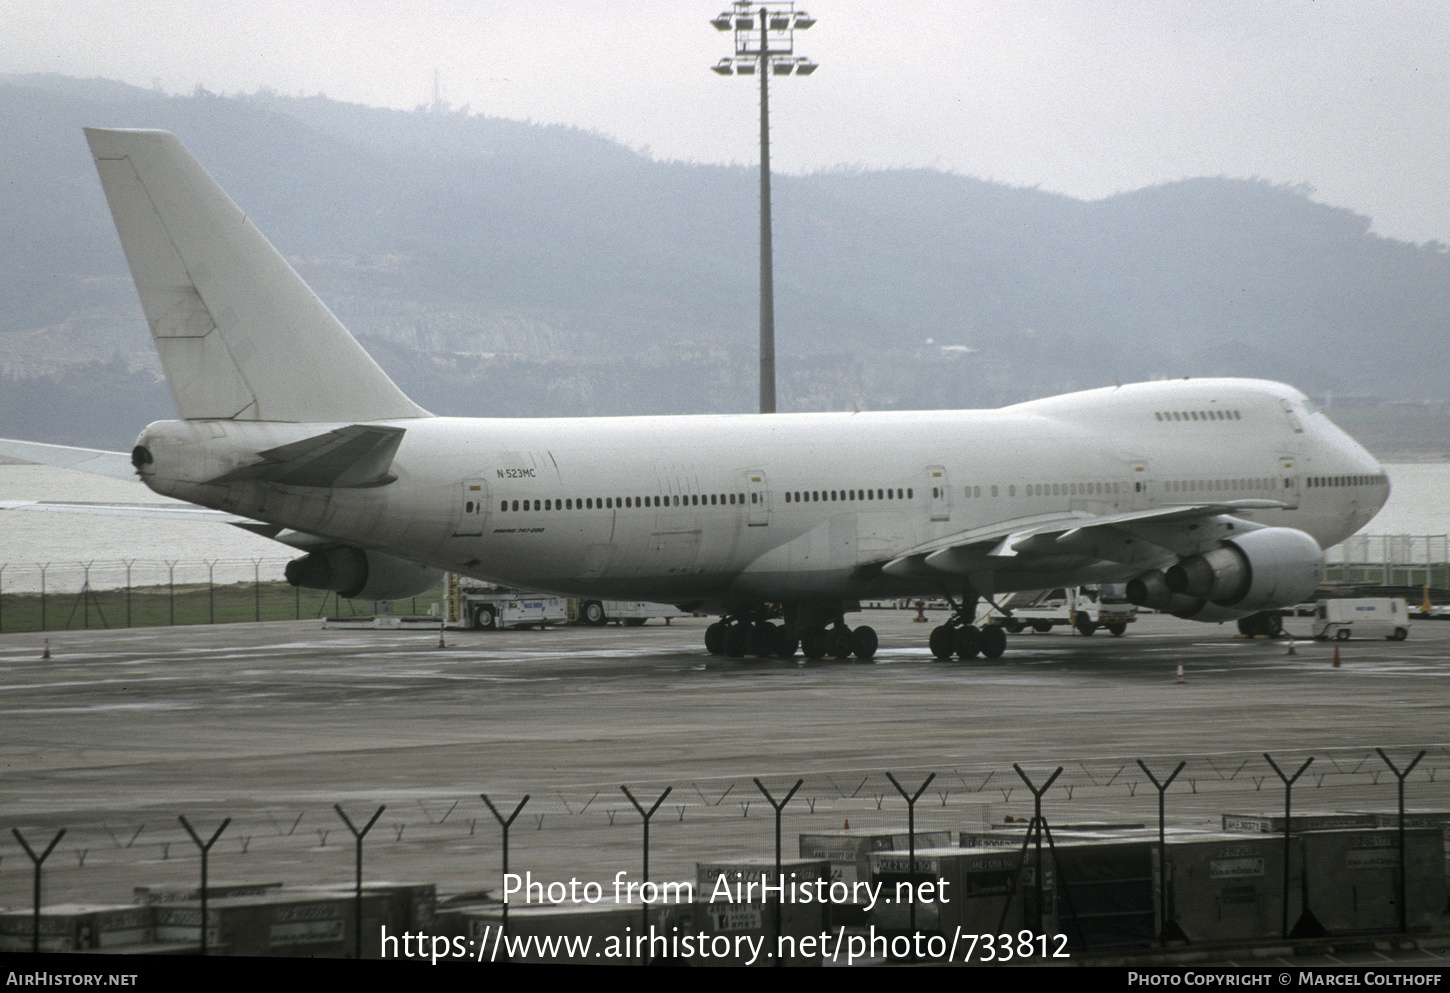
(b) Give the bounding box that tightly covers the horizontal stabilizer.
[208,425,407,488]
[0,499,248,523]
[0,438,137,480]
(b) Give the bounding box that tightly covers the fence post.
[1376,748,1426,935]
[754,777,802,963]
[177,815,230,955]
[885,771,935,951]
[620,785,671,964]
[334,804,386,959]
[12,828,65,953]
[1263,753,1312,939]
[1137,759,1187,942]
[481,794,530,947]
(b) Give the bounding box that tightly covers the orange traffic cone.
[437,624,447,649]
[1286,640,1296,656]
[41,639,51,660]
[1175,661,1185,684]
[843,819,850,830]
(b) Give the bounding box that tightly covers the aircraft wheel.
[850,625,879,661]
[929,624,956,659]
[776,632,800,659]
[979,624,1007,659]
[955,624,981,659]
[801,628,828,660]
[723,624,749,657]
[827,627,854,660]
[1106,622,1127,637]
[704,622,726,655]
[1260,612,1284,637]
[474,605,497,631]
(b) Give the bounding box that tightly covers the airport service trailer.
[1311,598,1409,641]
[446,578,687,630]
[453,586,568,631]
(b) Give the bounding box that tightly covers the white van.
[1311,598,1409,641]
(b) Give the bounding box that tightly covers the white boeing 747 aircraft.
[3,129,1391,661]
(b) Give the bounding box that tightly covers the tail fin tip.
[86,127,429,424]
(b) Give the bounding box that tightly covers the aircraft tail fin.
[85,128,429,423]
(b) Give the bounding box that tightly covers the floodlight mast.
[711,2,816,415]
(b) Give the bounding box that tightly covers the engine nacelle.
[1162,527,1324,612]
[1125,570,1254,621]
[285,546,441,601]
[1126,570,1195,613]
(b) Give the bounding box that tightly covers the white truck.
[1311,598,1409,641]
[985,585,1136,636]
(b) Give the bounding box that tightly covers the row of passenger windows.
[499,492,752,512]
[1308,474,1386,487]
[1019,481,1121,497]
[490,479,1144,514]
[784,488,912,503]
[1166,478,1275,493]
[1154,409,1243,422]
[485,472,1372,515]
[496,488,919,512]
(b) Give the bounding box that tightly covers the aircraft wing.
[880,500,1287,586]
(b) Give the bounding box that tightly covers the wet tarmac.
[1,608,1447,915]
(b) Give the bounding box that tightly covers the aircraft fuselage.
[134,377,1387,611]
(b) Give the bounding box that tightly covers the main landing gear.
[704,609,878,661]
[1236,611,1284,638]
[928,596,1008,660]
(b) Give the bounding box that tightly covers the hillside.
[2,74,1446,450]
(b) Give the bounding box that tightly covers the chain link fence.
[0,557,443,632]
[1328,534,1450,586]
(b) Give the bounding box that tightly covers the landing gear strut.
[929,594,1008,660]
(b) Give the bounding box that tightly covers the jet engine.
[285,546,442,601]
[1127,527,1324,616]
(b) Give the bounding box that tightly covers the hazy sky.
[9,0,1450,244]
